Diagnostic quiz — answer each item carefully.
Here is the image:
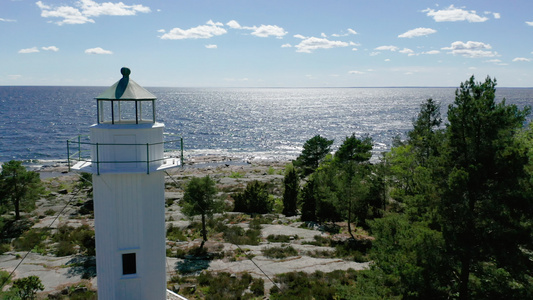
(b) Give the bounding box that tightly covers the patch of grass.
[180,271,262,299]
[262,245,298,259]
[44,209,56,216]
[302,235,331,247]
[267,166,276,175]
[270,269,358,299]
[52,224,95,256]
[223,226,261,245]
[267,234,295,243]
[229,171,244,178]
[13,228,49,252]
[166,224,188,242]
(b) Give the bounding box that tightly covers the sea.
[0,86,532,167]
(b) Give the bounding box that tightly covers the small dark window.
[122,253,137,275]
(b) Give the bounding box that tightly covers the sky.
[2,0,533,87]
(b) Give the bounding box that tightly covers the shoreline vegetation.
[1,76,532,299]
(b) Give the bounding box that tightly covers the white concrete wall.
[93,172,166,300]
[91,122,166,300]
[90,123,164,173]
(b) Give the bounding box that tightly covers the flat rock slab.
[0,252,97,292]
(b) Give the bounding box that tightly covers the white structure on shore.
[73,68,179,299]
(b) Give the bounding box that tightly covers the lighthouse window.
[122,253,137,275]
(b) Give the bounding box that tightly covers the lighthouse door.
[113,134,138,170]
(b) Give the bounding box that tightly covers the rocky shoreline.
[1,156,370,298]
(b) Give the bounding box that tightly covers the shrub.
[223,225,261,246]
[166,224,187,242]
[262,245,298,259]
[232,181,273,214]
[266,234,293,243]
[13,228,48,252]
[250,278,265,296]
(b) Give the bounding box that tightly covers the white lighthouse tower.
[73,68,179,299]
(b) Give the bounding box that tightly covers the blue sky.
[2,0,533,87]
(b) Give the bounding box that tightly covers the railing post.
[67,140,71,172]
[146,143,150,174]
[96,143,100,175]
[180,137,184,167]
[78,135,81,161]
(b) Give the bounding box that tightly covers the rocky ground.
[0,156,370,298]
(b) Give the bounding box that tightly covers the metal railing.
[67,135,184,175]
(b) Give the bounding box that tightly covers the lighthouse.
[72,68,179,299]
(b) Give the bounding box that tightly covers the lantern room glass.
[97,99,155,124]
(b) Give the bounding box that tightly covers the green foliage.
[294,135,334,177]
[181,176,221,246]
[355,214,450,299]
[232,180,273,214]
[188,271,262,299]
[229,171,244,178]
[10,276,44,300]
[0,160,44,220]
[166,224,187,242]
[262,245,298,259]
[334,133,373,164]
[13,228,48,252]
[282,163,299,216]
[270,269,358,300]
[222,224,261,246]
[441,76,532,299]
[52,224,95,256]
[266,234,293,243]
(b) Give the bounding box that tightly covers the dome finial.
[121,67,131,78]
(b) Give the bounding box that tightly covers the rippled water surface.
[1,86,531,163]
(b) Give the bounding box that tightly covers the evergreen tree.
[300,178,317,222]
[441,76,532,299]
[282,164,299,217]
[0,160,43,220]
[294,135,334,177]
[334,133,373,164]
[182,176,221,249]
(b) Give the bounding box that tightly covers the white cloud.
[42,46,59,52]
[348,70,365,74]
[423,5,488,22]
[332,28,358,37]
[85,47,113,54]
[226,20,241,29]
[249,24,287,38]
[80,0,150,17]
[18,47,39,54]
[36,0,150,25]
[294,34,307,39]
[8,75,22,80]
[281,43,292,48]
[423,50,440,55]
[0,18,16,22]
[160,20,227,40]
[399,48,415,56]
[384,59,391,62]
[370,52,380,56]
[493,13,501,19]
[513,57,531,62]
[526,21,533,26]
[442,41,497,58]
[398,27,436,38]
[375,45,399,51]
[352,48,358,51]
[205,44,217,49]
[295,37,349,53]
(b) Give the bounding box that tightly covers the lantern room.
[96,67,156,124]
